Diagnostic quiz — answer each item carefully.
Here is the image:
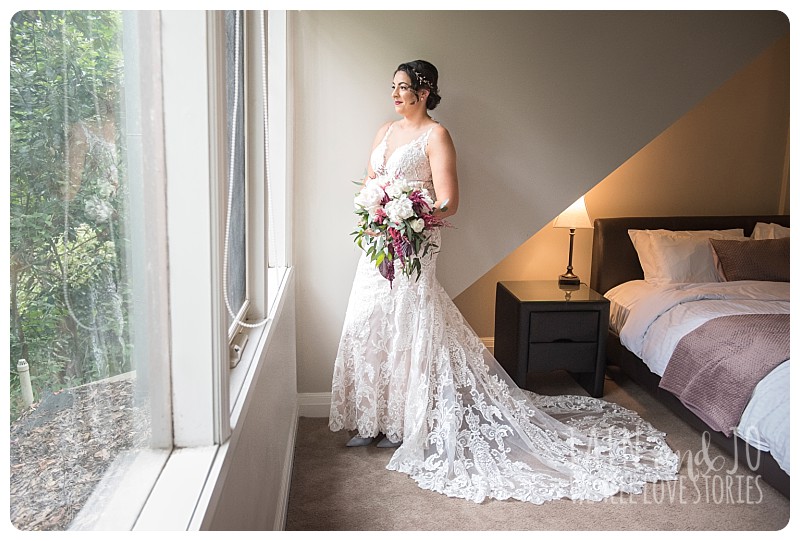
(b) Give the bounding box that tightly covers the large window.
[9,10,169,530]
[9,9,289,531]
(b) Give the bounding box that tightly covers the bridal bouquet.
[352,175,447,286]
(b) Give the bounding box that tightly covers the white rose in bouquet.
[384,177,410,199]
[410,218,425,233]
[385,194,415,224]
[354,182,385,219]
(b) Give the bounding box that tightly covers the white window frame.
[68,9,291,530]
[160,8,275,445]
[137,9,291,529]
[161,9,224,447]
[159,8,287,445]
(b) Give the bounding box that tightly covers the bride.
[328,59,679,504]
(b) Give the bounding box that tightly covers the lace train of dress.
[329,123,679,504]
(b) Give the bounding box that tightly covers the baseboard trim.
[298,392,332,418]
[275,401,299,531]
[481,337,494,353]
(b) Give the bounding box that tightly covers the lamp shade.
[553,196,592,229]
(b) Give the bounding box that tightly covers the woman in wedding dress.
[329,60,679,504]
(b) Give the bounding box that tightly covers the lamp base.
[558,273,581,286]
[558,282,580,292]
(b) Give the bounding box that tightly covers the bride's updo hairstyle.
[396,60,442,111]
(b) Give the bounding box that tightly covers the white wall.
[200,272,298,531]
[291,10,789,394]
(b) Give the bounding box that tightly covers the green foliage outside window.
[9,10,132,421]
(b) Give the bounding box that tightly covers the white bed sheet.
[605,280,658,335]
[605,280,790,474]
[736,361,790,474]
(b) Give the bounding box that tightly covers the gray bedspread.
[658,313,789,437]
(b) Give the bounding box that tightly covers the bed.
[589,215,790,498]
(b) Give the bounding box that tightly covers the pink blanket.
[659,314,789,437]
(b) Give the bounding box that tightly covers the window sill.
[69,448,171,531]
[69,267,294,531]
[228,266,290,415]
[134,446,219,530]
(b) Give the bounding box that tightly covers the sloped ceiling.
[431,10,789,296]
[453,34,790,337]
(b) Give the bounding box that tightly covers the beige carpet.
[285,371,789,531]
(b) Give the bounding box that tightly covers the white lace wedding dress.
[329,123,679,504]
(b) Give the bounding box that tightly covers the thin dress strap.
[421,125,436,150]
[378,122,396,170]
[380,122,395,146]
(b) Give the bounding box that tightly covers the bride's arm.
[428,125,459,218]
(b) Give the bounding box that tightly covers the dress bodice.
[370,123,436,200]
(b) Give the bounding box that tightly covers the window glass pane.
[9,10,152,530]
[225,9,247,332]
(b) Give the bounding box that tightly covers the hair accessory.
[411,68,436,92]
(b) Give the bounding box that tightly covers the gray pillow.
[709,238,789,282]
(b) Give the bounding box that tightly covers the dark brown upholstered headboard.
[589,215,790,295]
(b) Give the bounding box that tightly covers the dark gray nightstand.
[493,280,610,397]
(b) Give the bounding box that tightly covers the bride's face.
[391,71,423,113]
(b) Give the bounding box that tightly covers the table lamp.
[553,196,592,286]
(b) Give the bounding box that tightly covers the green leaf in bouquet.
[412,258,422,279]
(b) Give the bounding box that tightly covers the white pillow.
[627,229,745,284]
[751,222,789,240]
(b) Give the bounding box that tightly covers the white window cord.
[223,10,271,330]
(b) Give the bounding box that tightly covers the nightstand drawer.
[529,311,599,343]
[528,343,597,372]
